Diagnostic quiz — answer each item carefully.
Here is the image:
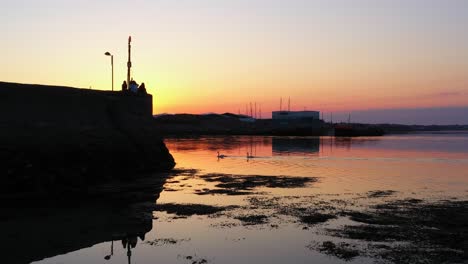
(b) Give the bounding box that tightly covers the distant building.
[272,111,322,134]
[272,111,320,121]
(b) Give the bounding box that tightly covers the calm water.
[29,133,468,264]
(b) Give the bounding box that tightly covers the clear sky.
[2,0,468,124]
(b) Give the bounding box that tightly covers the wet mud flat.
[324,199,468,263]
[195,173,316,195]
[156,170,468,264]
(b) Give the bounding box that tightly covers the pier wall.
[0,81,174,200]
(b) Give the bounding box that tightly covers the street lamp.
[104,52,114,91]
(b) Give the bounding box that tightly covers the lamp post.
[104,52,114,91]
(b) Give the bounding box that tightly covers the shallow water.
[27,133,468,264]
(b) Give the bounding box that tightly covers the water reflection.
[1,177,166,264]
[166,136,384,158]
[6,134,468,264]
[166,134,468,159]
[103,233,146,264]
[272,137,320,156]
[121,234,144,264]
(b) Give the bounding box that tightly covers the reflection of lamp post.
[127,244,132,264]
[104,240,114,260]
[104,52,114,91]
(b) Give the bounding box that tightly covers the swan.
[217,151,227,159]
[246,152,254,159]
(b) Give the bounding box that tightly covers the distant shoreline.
[153,113,468,136]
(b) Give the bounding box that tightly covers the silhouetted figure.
[129,79,138,93]
[138,82,147,95]
[122,81,128,92]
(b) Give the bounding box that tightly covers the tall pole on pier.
[127,36,132,87]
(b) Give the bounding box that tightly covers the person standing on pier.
[121,80,127,92]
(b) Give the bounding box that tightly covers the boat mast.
[254,102,257,119]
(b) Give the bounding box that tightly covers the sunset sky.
[2,0,468,124]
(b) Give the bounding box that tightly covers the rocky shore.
[0,81,175,200]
